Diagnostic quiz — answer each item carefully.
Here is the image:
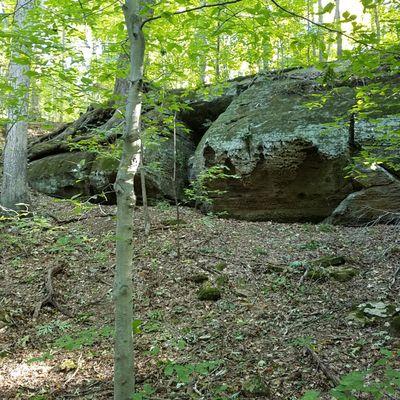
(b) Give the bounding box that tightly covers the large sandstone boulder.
[191,69,400,222]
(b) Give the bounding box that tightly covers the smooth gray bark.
[334,0,343,57]
[1,0,34,211]
[318,0,324,62]
[113,0,151,399]
[372,4,381,43]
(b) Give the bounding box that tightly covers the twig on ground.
[389,264,400,290]
[46,212,115,225]
[64,352,83,387]
[33,262,71,319]
[298,264,310,286]
[304,346,340,387]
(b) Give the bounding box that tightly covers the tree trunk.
[318,0,324,62]
[1,0,34,211]
[372,4,381,43]
[335,0,343,58]
[113,0,150,399]
[140,140,150,235]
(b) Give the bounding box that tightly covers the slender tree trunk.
[172,112,180,260]
[1,0,34,211]
[198,0,207,84]
[113,0,148,398]
[318,0,324,62]
[307,0,311,65]
[373,4,381,43]
[30,78,41,119]
[140,140,150,235]
[335,0,342,58]
[215,8,221,81]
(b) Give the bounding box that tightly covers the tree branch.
[268,0,398,54]
[0,0,35,22]
[142,0,244,27]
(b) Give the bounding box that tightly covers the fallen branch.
[63,352,83,387]
[33,262,70,319]
[389,264,400,290]
[46,212,115,225]
[304,346,340,387]
[298,264,310,286]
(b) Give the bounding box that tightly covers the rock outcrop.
[328,165,400,225]
[25,67,400,224]
[28,107,194,203]
[191,69,400,222]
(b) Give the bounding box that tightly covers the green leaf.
[301,390,321,400]
[322,2,335,14]
[132,319,142,334]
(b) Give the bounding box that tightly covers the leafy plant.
[36,320,71,336]
[163,359,223,385]
[185,165,237,210]
[27,351,54,364]
[54,326,113,351]
[131,383,156,400]
[302,348,400,399]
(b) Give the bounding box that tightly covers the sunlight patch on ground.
[1,357,53,392]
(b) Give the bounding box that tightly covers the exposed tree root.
[33,262,71,319]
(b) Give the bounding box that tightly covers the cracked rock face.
[191,74,400,223]
[328,166,400,226]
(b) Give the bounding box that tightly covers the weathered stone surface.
[28,152,95,199]
[28,129,194,203]
[328,165,400,226]
[191,76,357,222]
[191,70,400,223]
[27,108,195,203]
[310,255,346,268]
[25,68,400,223]
[197,285,222,301]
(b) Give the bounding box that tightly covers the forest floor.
[0,192,399,400]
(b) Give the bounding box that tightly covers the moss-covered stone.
[197,285,221,301]
[329,267,358,282]
[311,255,346,268]
[359,301,396,318]
[161,218,187,227]
[307,264,357,282]
[242,376,271,398]
[190,273,209,284]
[191,69,400,224]
[28,152,95,198]
[216,275,229,287]
[215,262,227,271]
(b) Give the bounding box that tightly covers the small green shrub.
[301,348,400,400]
[163,359,223,384]
[185,165,238,208]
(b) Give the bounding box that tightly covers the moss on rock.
[329,267,358,282]
[215,262,227,271]
[190,273,209,284]
[242,376,271,397]
[311,255,346,268]
[197,285,221,301]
